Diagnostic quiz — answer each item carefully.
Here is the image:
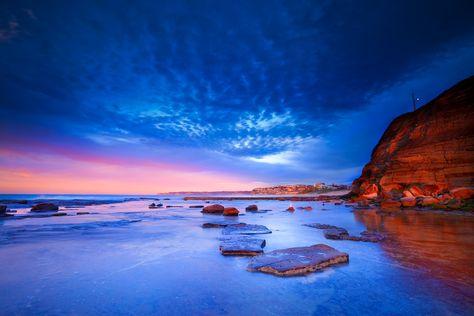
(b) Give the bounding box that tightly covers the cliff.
[251,183,349,195]
[352,76,474,205]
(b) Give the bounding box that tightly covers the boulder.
[0,205,6,215]
[400,197,417,207]
[247,244,349,276]
[219,236,266,256]
[419,197,439,207]
[31,203,59,212]
[380,200,401,211]
[402,190,414,198]
[201,204,225,214]
[245,205,258,212]
[76,211,90,215]
[361,183,379,199]
[286,206,295,212]
[223,207,239,216]
[450,187,474,200]
[222,223,271,235]
[446,199,462,209]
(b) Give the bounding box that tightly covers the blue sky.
[0,0,473,193]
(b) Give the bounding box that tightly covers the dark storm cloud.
[0,0,473,182]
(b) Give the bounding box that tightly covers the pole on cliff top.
[411,92,416,111]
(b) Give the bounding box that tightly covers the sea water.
[0,196,472,315]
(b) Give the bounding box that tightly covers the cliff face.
[352,76,474,199]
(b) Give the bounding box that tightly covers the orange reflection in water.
[354,209,474,297]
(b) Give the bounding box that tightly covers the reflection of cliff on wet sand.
[354,209,474,296]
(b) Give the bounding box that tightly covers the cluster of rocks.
[201,212,350,276]
[352,185,474,212]
[304,223,386,242]
[148,203,163,209]
[201,204,240,216]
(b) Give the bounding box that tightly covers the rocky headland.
[351,76,474,210]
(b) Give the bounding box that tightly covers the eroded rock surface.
[352,77,474,208]
[219,236,266,256]
[247,244,349,276]
[222,223,271,235]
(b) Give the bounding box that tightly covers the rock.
[446,199,462,209]
[189,205,204,208]
[323,228,350,240]
[245,205,258,212]
[247,209,272,213]
[201,204,225,214]
[380,200,401,211]
[402,190,414,198]
[352,77,474,200]
[219,236,266,256]
[222,223,271,235]
[148,203,158,209]
[450,187,474,200]
[52,212,67,216]
[286,206,295,212]
[166,205,183,208]
[361,183,379,199]
[76,211,90,215]
[419,197,439,207]
[334,202,342,205]
[223,207,239,216]
[31,203,59,212]
[247,244,349,276]
[202,222,234,228]
[297,206,313,210]
[358,231,386,242]
[303,223,340,229]
[400,197,417,207]
[0,205,6,216]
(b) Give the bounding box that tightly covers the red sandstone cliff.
[352,76,474,202]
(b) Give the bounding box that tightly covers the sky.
[0,0,473,194]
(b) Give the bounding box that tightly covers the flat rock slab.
[202,221,240,228]
[219,236,266,256]
[304,223,341,229]
[247,244,349,276]
[323,228,350,240]
[246,209,273,213]
[305,223,386,243]
[222,223,272,235]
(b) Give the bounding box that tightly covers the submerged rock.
[219,236,266,256]
[31,203,59,212]
[189,205,204,208]
[222,223,271,235]
[245,205,258,212]
[303,223,340,229]
[323,228,350,240]
[76,211,90,215]
[52,212,67,217]
[247,244,349,276]
[286,206,295,212]
[202,221,237,228]
[306,223,386,242]
[223,207,239,216]
[149,203,163,209]
[297,206,313,210]
[201,204,225,214]
[0,205,6,215]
